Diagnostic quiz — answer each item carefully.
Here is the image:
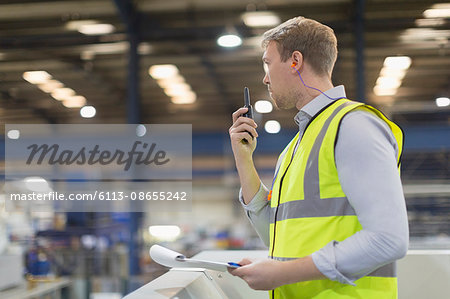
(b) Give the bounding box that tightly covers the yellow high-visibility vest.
[269,98,403,299]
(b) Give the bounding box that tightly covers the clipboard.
[150,245,241,272]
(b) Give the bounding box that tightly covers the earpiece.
[291,62,297,68]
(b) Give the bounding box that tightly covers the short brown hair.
[262,16,337,77]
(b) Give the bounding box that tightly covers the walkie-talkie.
[243,87,253,119]
[242,87,254,143]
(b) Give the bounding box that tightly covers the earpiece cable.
[293,66,345,101]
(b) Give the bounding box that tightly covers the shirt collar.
[294,85,346,126]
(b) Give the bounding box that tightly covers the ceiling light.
[78,23,115,35]
[149,225,181,241]
[23,71,52,84]
[80,106,96,118]
[136,125,147,137]
[62,95,87,108]
[424,9,450,18]
[255,100,273,113]
[164,83,192,97]
[149,64,179,79]
[264,120,281,134]
[436,97,450,107]
[81,42,129,55]
[51,88,76,101]
[383,56,411,70]
[376,77,402,89]
[373,86,397,96]
[38,80,64,93]
[242,11,281,28]
[66,20,98,31]
[424,4,450,18]
[217,34,242,48]
[157,75,185,88]
[415,18,446,27]
[380,68,406,79]
[7,129,20,140]
[171,91,197,104]
[401,28,450,41]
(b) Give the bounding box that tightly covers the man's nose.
[263,73,269,85]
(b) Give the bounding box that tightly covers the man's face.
[262,41,297,109]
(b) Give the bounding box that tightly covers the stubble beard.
[271,90,298,110]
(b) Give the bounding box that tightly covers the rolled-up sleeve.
[239,183,271,247]
[311,110,409,284]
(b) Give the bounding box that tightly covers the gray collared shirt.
[239,85,409,285]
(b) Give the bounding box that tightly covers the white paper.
[149,245,239,272]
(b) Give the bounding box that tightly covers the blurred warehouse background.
[0,0,449,298]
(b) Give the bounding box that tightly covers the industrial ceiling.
[0,0,449,132]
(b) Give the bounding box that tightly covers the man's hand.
[228,258,285,290]
[229,107,261,204]
[229,107,259,161]
[228,256,326,290]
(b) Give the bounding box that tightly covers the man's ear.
[291,51,303,72]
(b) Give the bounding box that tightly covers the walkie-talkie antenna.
[241,87,254,144]
[244,87,250,107]
[243,87,253,119]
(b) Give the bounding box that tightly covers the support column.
[355,0,366,102]
[113,0,142,288]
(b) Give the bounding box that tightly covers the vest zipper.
[270,154,295,259]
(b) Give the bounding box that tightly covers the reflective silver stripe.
[367,262,396,278]
[271,256,396,278]
[304,101,355,200]
[270,197,356,223]
[270,256,297,261]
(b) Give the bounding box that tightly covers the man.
[228,17,409,298]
